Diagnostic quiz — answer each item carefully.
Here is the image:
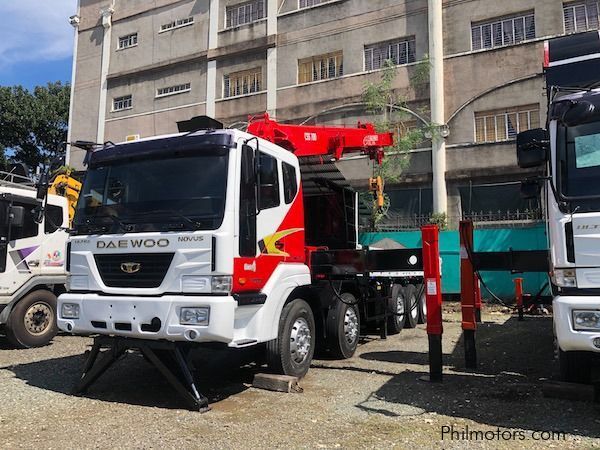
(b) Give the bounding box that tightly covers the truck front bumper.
[554,295,600,353]
[57,293,238,344]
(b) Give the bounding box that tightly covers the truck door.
[0,198,43,295]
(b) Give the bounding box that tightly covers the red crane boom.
[247,113,394,164]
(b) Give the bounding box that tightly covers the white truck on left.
[0,168,74,347]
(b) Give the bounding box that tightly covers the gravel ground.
[0,305,599,449]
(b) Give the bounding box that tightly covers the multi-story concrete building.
[68,0,591,227]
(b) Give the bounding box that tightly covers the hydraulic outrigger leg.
[73,336,210,412]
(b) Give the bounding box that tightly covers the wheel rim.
[421,292,427,316]
[395,291,405,326]
[290,317,312,364]
[344,307,359,346]
[410,295,418,320]
[23,302,53,335]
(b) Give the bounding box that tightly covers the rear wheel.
[416,284,427,324]
[326,293,360,359]
[387,284,406,335]
[403,284,418,329]
[6,290,58,348]
[266,299,315,378]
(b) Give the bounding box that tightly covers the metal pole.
[428,0,447,214]
[65,2,81,166]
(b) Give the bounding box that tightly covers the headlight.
[552,269,577,288]
[211,275,232,294]
[573,310,600,331]
[180,307,210,326]
[61,303,80,319]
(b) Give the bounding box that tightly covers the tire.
[403,284,418,329]
[326,293,360,359]
[266,299,315,378]
[387,284,406,335]
[558,348,592,384]
[6,290,58,348]
[416,284,427,324]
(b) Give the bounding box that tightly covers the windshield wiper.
[89,214,134,232]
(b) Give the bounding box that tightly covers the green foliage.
[429,212,448,230]
[0,82,70,171]
[362,58,431,223]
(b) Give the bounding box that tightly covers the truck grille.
[94,253,175,288]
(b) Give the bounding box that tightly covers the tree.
[361,59,430,224]
[0,82,70,171]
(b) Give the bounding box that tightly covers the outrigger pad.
[74,336,210,412]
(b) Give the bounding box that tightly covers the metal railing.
[363,209,544,232]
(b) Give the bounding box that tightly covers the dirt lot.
[0,305,599,449]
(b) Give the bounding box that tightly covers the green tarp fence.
[360,224,550,301]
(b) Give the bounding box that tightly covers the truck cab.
[0,171,70,347]
[58,127,311,360]
[517,31,600,383]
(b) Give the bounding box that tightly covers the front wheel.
[266,299,315,378]
[6,290,58,348]
[558,348,592,384]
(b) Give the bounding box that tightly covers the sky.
[0,1,77,90]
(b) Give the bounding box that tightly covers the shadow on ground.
[2,345,264,411]
[350,315,600,438]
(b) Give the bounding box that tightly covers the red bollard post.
[459,220,478,369]
[422,225,443,382]
[515,278,524,321]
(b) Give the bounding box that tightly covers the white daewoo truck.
[517,31,600,383]
[0,167,76,348]
[59,115,426,411]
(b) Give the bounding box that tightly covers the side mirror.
[517,128,549,168]
[561,100,596,127]
[520,179,542,200]
[8,205,25,228]
[36,172,49,201]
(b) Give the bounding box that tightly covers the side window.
[45,205,64,234]
[282,162,298,204]
[10,202,39,240]
[259,152,280,210]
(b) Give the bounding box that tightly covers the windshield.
[557,122,600,211]
[73,150,229,233]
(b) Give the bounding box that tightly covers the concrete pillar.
[266,0,278,117]
[428,0,448,214]
[96,4,115,144]
[66,4,81,166]
[206,0,219,118]
[447,185,462,229]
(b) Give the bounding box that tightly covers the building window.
[160,17,194,32]
[226,0,265,28]
[118,33,138,50]
[113,95,133,112]
[299,0,326,8]
[471,13,535,51]
[156,83,191,98]
[474,105,540,143]
[364,38,416,71]
[563,1,600,34]
[298,51,343,84]
[223,68,262,98]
